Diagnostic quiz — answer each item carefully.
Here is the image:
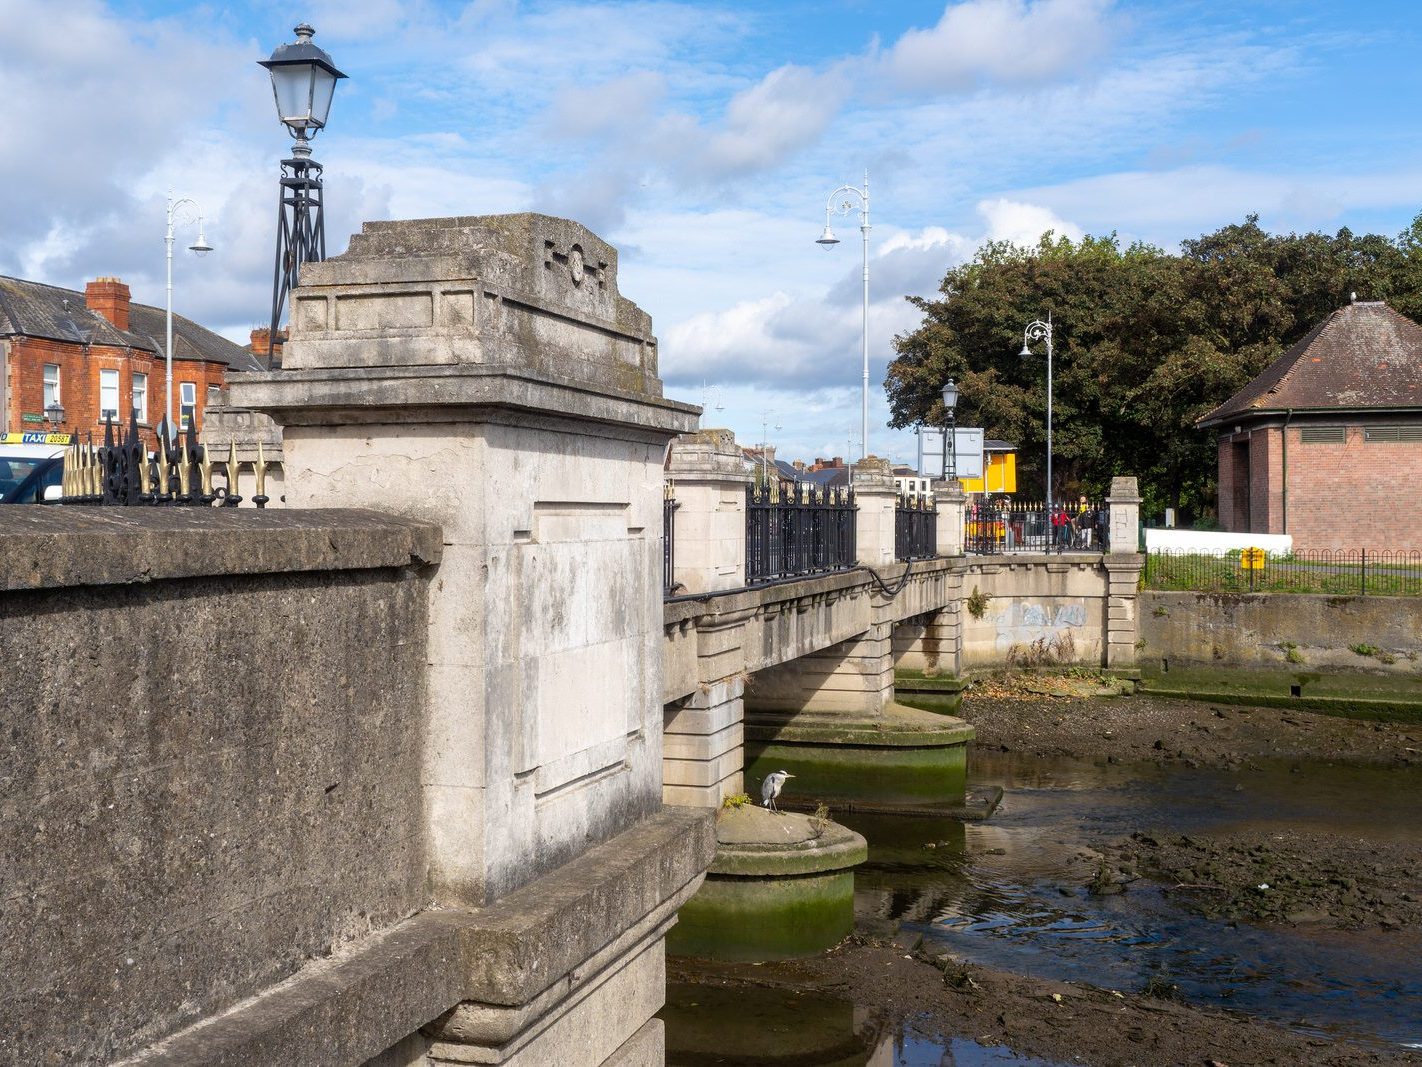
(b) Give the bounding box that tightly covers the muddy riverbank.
[963,680,1422,767]
[669,935,1420,1065]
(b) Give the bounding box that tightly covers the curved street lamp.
[259,24,346,367]
[1019,313,1054,509]
[164,194,214,439]
[815,172,871,462]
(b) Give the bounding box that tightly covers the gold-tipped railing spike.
[156,434,169,498]
[86,442,100,498]
[226,442,240,503]
[253,441,269,507]
[138,438,152,497]
[198,442,214,500]
[176,440,192,499]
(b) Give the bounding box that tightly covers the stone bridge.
[658,430,1144,807]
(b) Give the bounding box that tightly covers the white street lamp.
[816,172,871,462]
[164,195,213,440]
[1019,313,1054,509]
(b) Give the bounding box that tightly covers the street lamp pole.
[816,172,871,461]
[1019,313,1054,509]
[941,378,958,482]
[164,194,213,439]
[259,24,346,369]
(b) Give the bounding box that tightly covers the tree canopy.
[886,214,1422,521]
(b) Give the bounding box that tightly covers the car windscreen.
[0,457,45,502]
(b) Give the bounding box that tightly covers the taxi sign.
[1239,547,1266,570]
[1,431,74,446]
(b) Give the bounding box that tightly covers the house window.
[179,381,196,429]
[1364,426,1422,442]
[1299,426,1345,444]
[99,369,120,422]
[132,373,147,423]
[43,364,60,408]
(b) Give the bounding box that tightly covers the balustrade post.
[665,429,752,594]
[853,456,898,567]
[1106,476,1142,554]
[934,482,966,557]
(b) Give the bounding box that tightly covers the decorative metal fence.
[895,491,937,561]
[57,413,278,508]
[746,482,856,585]
[965,499,1108,554]
[663,484,680,597]
[1144,549,1422,597]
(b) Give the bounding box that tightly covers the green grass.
[1143,552,1422,597]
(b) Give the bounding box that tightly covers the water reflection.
[661,983,1065,1066]
[844,752,1422,1050]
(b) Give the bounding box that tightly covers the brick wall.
[5,336,227,444]
[1286,425,1422,552]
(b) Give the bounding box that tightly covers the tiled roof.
[1198,301,1422,427]
[0,275,262,372]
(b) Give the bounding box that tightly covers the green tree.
[886,214,1422,522]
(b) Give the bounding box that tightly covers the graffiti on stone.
[991,599,1088,654]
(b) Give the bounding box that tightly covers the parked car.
[0,432,70,504]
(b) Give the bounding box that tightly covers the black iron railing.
[57,412,277,508]
[965,499,1108,554]
[895,491,937,560]
[746,482,856,585]
[1144,548,1422,596]
[663,486,680,597]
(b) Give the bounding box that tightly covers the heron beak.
[785,773,796,778]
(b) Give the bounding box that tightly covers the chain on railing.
[663,482,680,597]
[965,499,1108,555]
[57,412,278,508]
[746,481,856,585]
[895,490,937,561]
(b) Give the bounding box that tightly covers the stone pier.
[227,213,715,1066]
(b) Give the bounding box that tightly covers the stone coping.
[708,807,868,877]
[0,507,442,592]
[663,556,964,626]
[743,703,976,748]
[119,806,715,1067]
[230,362,699,433]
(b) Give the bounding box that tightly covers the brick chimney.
[84,277,131,331]
[249,327,286,366]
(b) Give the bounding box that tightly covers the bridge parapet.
[666,428,751,594]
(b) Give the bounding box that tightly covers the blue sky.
[4,0,1422,466]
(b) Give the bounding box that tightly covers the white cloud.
[977,199,1084,244]
[882,0,1117,93]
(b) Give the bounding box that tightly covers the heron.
[760,770,795,813]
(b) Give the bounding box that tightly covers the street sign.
[1239,547,1265,570]
[918,427,984,480]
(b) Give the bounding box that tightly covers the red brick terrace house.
[0,275,261,442]
[1197,299,1422,552]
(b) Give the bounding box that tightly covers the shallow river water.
[664,750,1422,1063]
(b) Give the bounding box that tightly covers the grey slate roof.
[0,275,262,372]
[1198,301,1422,427]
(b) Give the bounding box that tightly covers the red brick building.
[1198,300,1422,552]
[0,275,261,444]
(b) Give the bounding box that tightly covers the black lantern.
[44,401,65,429]
[259,24,346,145]
[258,24,346,370]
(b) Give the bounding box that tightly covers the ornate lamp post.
[815,172,871,461]
[259,24,346,368]
[44,401,65,430]
[1019,313,1054,510]
[164,195,213,439]
[941,378,958,482]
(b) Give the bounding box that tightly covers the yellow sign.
[1,431,74,446]
[959,451,1017,494]
[1239,547,1266,570]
